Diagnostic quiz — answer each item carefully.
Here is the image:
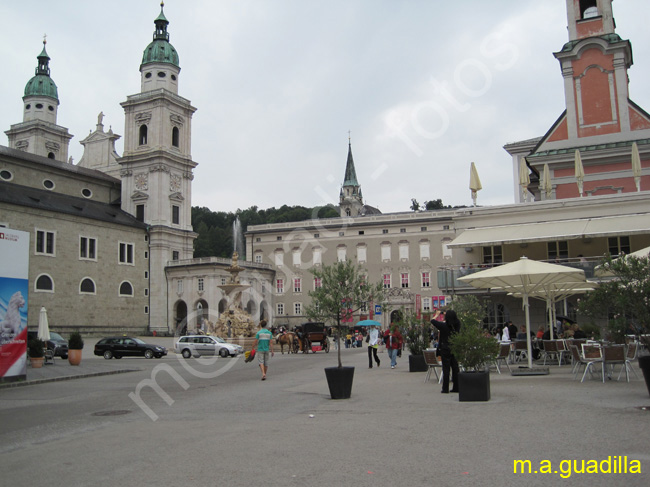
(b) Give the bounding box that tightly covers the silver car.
[175,335,244,358]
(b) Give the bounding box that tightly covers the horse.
[276,332,298,354]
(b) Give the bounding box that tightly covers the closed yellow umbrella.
[469,162,482,206]
[543,163,552,199]
[631,142,642,192]
[574,150,585,197]
[519,158,530,201]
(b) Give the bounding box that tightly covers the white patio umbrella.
[542,163,552,199]
[38,306,51,341]
[469,162,482,206]
[458,257,586,368]
[519,158,530,202]
[631,142,642,192]
[575,149,585,197]
[509,281,597,339]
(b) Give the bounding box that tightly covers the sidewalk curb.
[0,368,141,390]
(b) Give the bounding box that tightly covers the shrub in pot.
[403,313,430,372]
[68,331,84,366]
[449,296,499,401]
[28,337,45,368]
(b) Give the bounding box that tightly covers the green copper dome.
[141,3,180,68]
[24,42,59,100]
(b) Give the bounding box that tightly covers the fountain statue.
[208,219,256,337]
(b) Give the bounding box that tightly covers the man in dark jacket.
[432,309,461,393]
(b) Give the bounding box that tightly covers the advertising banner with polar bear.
[0,228,30,382]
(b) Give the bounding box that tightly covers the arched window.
[80,278,96,294]
[580,0,598,18]
[35,274,54,292]
[172,127,180,147]
[47,153,55,159]
[119,281,134,297]
[139,125,148,145]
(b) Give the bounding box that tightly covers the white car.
[175,335,244,358]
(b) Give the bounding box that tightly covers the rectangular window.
[383,273,391,289]
[547,241,569,261]
[276,279,284,294]
[172,205,180,225]
[35,230,55,255]
[399,243,409,260]
[119,242,134,264]
[145,288,149,296]
[277,236,282,241]
[420,226,427,231]
[172,251,179,261]
[313,248,322,265]
[381,245,391,261]
[294,303,302,315]
[382,229,389,234]
[358,230,364,235]
[293,250,301,267]
[255,237,261,242]
[314,277,322,289]
[293,278,301,293]
[482,245,502,265]
[337,247,346,262]
[423,297,431,312]
[357,246,367,263]
[221,277,227,285]
[80,236,97,260]
[277,303,285,315]
[420,241,430,259]
[401,273,409,288]
[275,252,284,266]
[360,302,368,313]
[314,233,320,238]
[136,204,145,222]
[145,271,148,279]
[400,228,406,233]
[254,254,262,263]
[198,278,204,292]
[177,280,183,294]
[608,236,630,256]
[144,306,149,314]
[421,271,430,287]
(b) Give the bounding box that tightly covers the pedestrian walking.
[367,325,381,368]
[384,325,403,369]
[253,319,274,380]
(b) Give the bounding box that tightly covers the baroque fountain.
[207,219,256,337]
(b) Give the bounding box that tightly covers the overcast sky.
[2,0,650,214]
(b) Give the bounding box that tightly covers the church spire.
[342,140,359,187]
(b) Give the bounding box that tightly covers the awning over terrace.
[448,213,650,248]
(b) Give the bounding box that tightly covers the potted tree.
[305,260,387,399]
[449,296,499,401]
[27,337,45,368]
[68,331,84,366]
[403,312,430,372]
[578,252,650,396]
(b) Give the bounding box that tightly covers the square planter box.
[458,371,491,402]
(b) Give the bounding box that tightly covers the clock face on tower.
[170,174,182,192]
[135,173,148,191]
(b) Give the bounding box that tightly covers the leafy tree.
[410,198,420,212]
[449,295,498,370]
[578,254,650,342]
[424,199,448,210]
[305,260,387,368]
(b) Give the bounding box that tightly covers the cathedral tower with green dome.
[5,39,72,162]
[118,2,198,333]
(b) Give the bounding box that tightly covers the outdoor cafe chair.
[569,345,593,380]
[602,345,627,382]
[423,349,442,384]
[492,343,512,374]
[542,340,568,366]
[618,342,639,381]
[580,344,603,382]
[513,340,528,363]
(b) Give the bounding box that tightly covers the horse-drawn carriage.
[299,322,330,353]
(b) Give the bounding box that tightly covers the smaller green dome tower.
[141,2,180,69]
[24,40,59,101]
